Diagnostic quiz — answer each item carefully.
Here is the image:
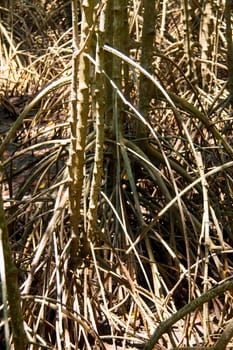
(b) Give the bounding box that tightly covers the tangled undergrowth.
[1,1,233,349]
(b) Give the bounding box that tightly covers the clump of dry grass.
[0,1,233,350]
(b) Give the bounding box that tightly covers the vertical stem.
[68,0,95,270]
[196,152,210,343]
[137,0,156,139]
[199,0,213,90]
[104,0,114,133]
[182,0,192,75]
[87,2,106,242]
[225,0,233,102]
[0,162,27,349]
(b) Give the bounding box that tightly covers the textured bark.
[104,0,114,133]
[199,1,214,90]
[87,2,106,243]
[68,0,96,270]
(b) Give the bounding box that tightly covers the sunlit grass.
[0,1,233,349]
